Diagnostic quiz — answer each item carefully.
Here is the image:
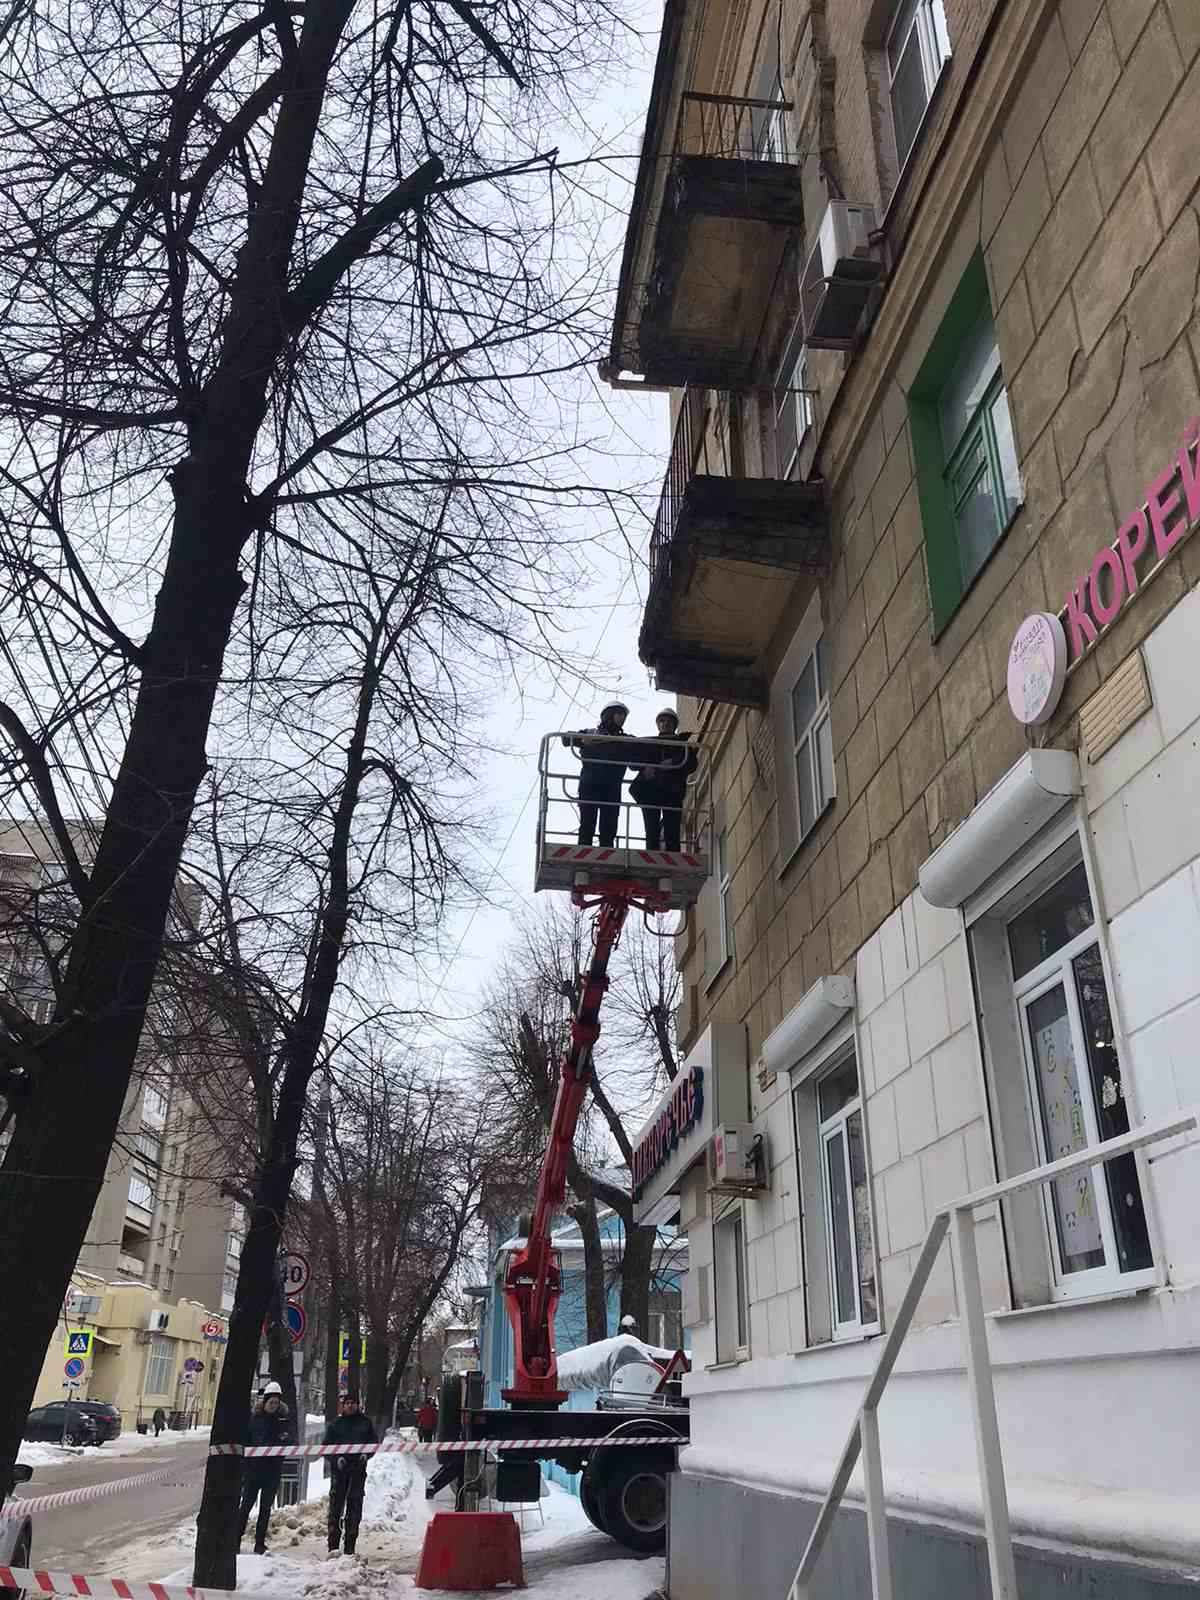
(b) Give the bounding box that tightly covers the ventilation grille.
[1080,651,1152,763]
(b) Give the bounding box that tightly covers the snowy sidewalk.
[148,1454,664,1599]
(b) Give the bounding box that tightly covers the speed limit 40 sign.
[281,1251,310,1298]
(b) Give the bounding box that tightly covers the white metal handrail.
[787,1110,1198,1600]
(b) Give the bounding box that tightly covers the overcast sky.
[409,5,675,1052]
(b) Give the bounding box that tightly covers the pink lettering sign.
[1062,419,1200,660]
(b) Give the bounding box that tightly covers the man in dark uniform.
[325,1392,378,1559]
[630,709,698,850]
[564,701,631,847]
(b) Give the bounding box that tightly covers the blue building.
[478,1204,687,1494]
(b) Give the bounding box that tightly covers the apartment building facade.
[614,1,1200,1595]
[1,823,244,1306]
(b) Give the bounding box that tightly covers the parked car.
[23,1399,121,1446]
[0,1460,34,1597]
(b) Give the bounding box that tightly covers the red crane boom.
[501,883,666,1406]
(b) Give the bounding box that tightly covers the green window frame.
[909,253,1022,634]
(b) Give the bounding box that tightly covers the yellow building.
[33,1271,228,1430]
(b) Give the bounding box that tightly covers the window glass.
[815,1049,877,1335]
[889,27,928,166]
[847,1113,878,1323]
[817,1054,858,1120]
[825,1129,856,1322]
[791,659,817,739]
[1007,862,1095,979]
[939,312,1002,455]
[1072,945,1152,1272]
[887,0,950,168]
[1024,983,1105,1275]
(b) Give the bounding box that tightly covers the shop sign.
[1007,612,1068,725]
[631,1064,704,1201]
[1060,417,1200,662]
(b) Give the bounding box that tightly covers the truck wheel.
[579,1467,608,1534]
[2,1531,29,1597]
[595,1450,671,1554]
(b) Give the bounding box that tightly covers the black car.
[23,1399,121,1446]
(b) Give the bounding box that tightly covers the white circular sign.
[281,1251,311,1297]
[1007,612,1068,726]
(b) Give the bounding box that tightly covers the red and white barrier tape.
[1,1463,194,1518]
[0,1568,288,1600]
[212,1435,684,1458]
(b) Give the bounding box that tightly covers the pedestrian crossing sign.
[339,1334,367,1365]
[64,1330,93,1358]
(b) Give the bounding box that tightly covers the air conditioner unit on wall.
[147,1309,170,1332]
[66,1293,101,1319]
[800,201,883,350]
[708,1125,768,1196]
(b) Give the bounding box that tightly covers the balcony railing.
[672,90,796,166]
[787,1109,1197,1600]
[648,386,816,591]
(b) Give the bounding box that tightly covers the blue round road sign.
[64,1357,85,1379]
[285,1302,306,1344]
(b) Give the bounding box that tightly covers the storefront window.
[814,1049,878,1336]
[1003,856,1151,1292]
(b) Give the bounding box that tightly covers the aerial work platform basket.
[533,730,710,910]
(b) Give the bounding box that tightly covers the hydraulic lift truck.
[426,730,710,1556]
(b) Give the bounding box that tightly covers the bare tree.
[0,0,630,1541]
[319,1049,491,1429]
[480,898,681,1336]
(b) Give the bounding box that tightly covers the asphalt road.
[14,1437,212,1576]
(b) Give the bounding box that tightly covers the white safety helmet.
[262,1380,283,1397]
[599,701,629,720]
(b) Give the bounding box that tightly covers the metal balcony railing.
[647,387,816,592]
[787,1109,1198,1600]
[673,91,796,165]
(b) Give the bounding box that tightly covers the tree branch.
[0,703,91,907]
[282,159,445,334]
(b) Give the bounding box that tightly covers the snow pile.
[15,1441,86,1466]
[18,1427,210,1469]
[554,1334,675,1394]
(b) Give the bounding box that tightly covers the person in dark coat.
[564,702,631,847]
[152,1407,166,1438]
[325,1393,378,1558]
[238,1382,293,1555]
[629,709,698,851]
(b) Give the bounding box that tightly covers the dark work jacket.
[628,733,698,807]
[324,1409,378,1475]
[246,1401,292,1478]
[570,727,630,801]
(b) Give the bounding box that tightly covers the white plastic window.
[717,829,734,968]
[815,1051,878,1337]
[714,1206,748,1361]
[791,637,834,842]
[887,0,951,170]
[144,1337,174,1396]
[1008,862,1152,1296]
[773,324,814,481]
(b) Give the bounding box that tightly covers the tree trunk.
[568,1197,607,1344]
[364,1326,390,1434]
[192,1051,312,1588]
[618,1223,657,1338]
[0,481,249,1491]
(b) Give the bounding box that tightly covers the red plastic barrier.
[414,1512,525,1591]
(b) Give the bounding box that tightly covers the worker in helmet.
[564,702,631,847]
[629,709,698,851]
[238,1380,293,1555]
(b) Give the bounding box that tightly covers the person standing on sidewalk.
[325,1393,378,1559]
[238,1381,293,1555]
[416,1398,437,1444]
